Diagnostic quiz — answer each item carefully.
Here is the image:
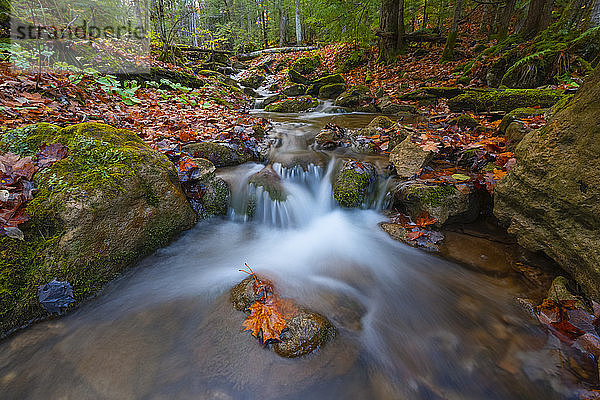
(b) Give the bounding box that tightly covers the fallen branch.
[237,46,319,61]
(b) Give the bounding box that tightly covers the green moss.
[447,89,566,113]
[451,114,479,128]
[0,123,62,156]
[201,177,230,217]
[336,48,367,73]
[333,169,374,208]
[406,185,457,207]
[291,55,321,75]
[306,74,345,96]
[264,96,319,113]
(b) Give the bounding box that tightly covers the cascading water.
[0,89,574,400]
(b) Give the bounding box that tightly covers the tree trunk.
[279,0,286,46]
[398,0,408,53]
[521,0,553,39]
[497,0,517,40]
[377,0,399,63]
[480,4,490,34]
[422,0,429,29]
[441,0,463,61]
[591,0,600,26]
[295,0,302,44]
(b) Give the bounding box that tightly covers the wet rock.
[334,85,377,112]
[0,122,196,336]
[391,181,481,226]
[447,89,566,113]
[389,137,434,178]
[318,83,346,99]
[263,93,282,107]
[498,107,546,134]
[243,87,258,97]
[314,123,346,150]
[377,96,417,115]
[306,74,345,96]
[198,177,230,218]
[190,157,216,180]
[493,67,600,300]
[248,164,287,201]
[182,141,257,167]
[264,96,318,113]
[272,309,336,358]
[288,69,311,85]
[504,121,531,152]
[291,55,320,75]
[282,84,307,97]
[450,114,479,129]
[239,71,266,89]
[333,160,377,208]
[230,276,272,311]
[379,221,444,251]
[547,276,583,304]
[359,116,410,150]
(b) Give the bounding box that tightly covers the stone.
[306,74,345,96]
[333,160,378,208]
[377,96,417,115]
[504,121,531,152]
[389,137,434,178]
[447,89,566,113]
[272,309,336,358]
[239,71,266,89]
[291,55,320,75]
[288,69,311,85]
[498,107,546,134]
[230,276,272,311]
[182,141,257,167]
[281,84,307,97]
[493,67,600,300]
[450,114,479,129]
[0,122,196,336]
[264,96,319,113]
[318,83,346,99]
[248,164,287,201]
[334,85,377,112]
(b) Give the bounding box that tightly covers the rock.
[262,93,282,107]
[334,85,377,112]
[306,74,345,96]
[336,48,368,73]
[291,55,320,75]
[447,89,566,113]
[272,309,336,358]
[389,137,434,178]
[504,121,531,152]
[377,96,417,115]
[423,86,465,98]
[450,114,479,129]
[358,116,410,150]
[318,83,346,99]
[190,157,217,180]
[0,122,196,336]
[230,276,273,311]
[281,84,307,97]
[493,67,600,300]
[314,124,346,149]
[248,164,287,201]
[182,141,257,167]
[239,71,266,89]
[498,107,546,134]
[546,276,582,304]
[243,87,258,97]
[264,95,318,113]
[288,69,311,85]
[333,160,377,208]
[198,176,230,218]
[391,181,481,226]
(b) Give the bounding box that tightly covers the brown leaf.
[242,297,288,343]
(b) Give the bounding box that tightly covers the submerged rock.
[0,122,196,336]
[333,160,377,208]
[389,137,434,179]
[264,96,318,113]
[272,309,336,358]
[248,164,287,201]
[493,67,600,300]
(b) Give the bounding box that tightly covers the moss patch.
[447,89,566,113]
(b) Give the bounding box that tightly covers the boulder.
[306,74,345,96]
[264,96,319,113]
[334,85,377,112]
[389,137,434,178]
[377,96,417,115]
[291,55,321,75]
[282,84,307,97]
[333,160,378,208]
[498,107,546,134]
[450,114,479,129]
[504,121,531,152]
[272,309,336,358]
[391,181,481,226]
[198,176,230,218]
[262,94,282,107]
[288,69,311,85]
[230,276,273,311]
[314,124,346,150]
[248,164,287,201]
[358,116,410,150]
[239,71,266,89]
[182,141,257,167]
[447,89,566,113]
[494,67,600,300]
[0,122,196,336]
[318,83,346,99]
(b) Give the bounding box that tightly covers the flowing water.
[0,91,575,399]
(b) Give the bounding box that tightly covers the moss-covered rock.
[239,71,266,89]
[447,89,566,113]
[498,107,546,134]
[450,114,479,129]
[336,48,368,73]
[282,84,307,97]
[333,160,377,208]
[120,67,206,89]
[0,122,196,336]
[272,309,336,358]
[334,85,376,112]
[504,121,531,152]
[494,66,600,300]
[391,181,481,226]
[389,137,434,179]
[182,141,258,167]
[306,74,345,96]
[291,55,321,75]
[288,69,311,85]
[248,164,287,201]
[318,83,346,99]
[264,96,318,113]
[377,96,417,115]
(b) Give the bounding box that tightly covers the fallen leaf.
[242,297,288,344]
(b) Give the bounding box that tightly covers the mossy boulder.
[291,55,321,75]
[447,89,566,113]
[357,116,410,150]
[119,67,206,89]
[498,107,546,134]
[334,85,376,112]
[288,69,311,85]
[333,160,377,208]
[182,141,258,167]
[494,66,600,300]
[500,49,564,89]
[282,84,307,97]
[0,122,196,336]
[318,83,346,99]
[450,114,479,129]
[504,121,531,152]
[336,48,368,73]
[248,164,287,201]
[262,94,282,107]
[198,176,230,218]
[391,181,481,226]
[389,137,434,179]
[264,96,318,113]
[272,309,336,358]
[377,96,417,115]
[306,74,345,96]
[239,71,266,89]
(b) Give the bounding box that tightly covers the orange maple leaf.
[415,211,437,228]
[242,297,288,343]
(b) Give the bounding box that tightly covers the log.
[237,46,319,61]
[175,45,232,54]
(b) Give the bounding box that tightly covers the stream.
[0,79,575,399]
